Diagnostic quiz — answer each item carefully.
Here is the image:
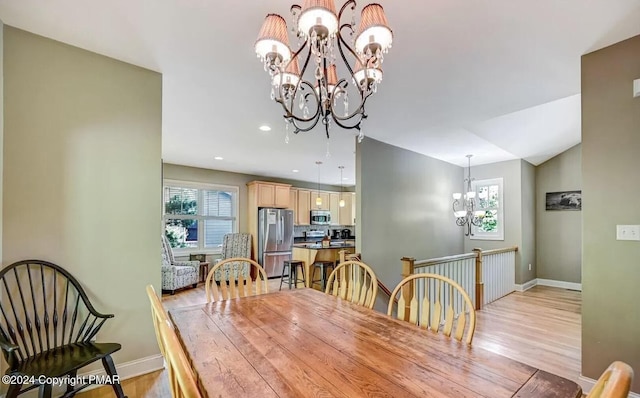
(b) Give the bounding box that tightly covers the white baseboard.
[537,278,582,291]
[515,279,537,292]
[578,374,640,397]
[39,354,163,397]
[514,278,582,292]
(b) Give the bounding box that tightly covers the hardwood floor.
[78,284,582,397]
[475,285,582,383]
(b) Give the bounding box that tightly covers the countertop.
[293,242,355,250]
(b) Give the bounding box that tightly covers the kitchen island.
[292,243,356,289]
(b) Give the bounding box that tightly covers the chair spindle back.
[0,260,113,368]
[205,258,268,303]
[388,273,476,345]
[325,261,378,309]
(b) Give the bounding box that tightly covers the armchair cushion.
[213,233,252,281]
[161,235,199,292]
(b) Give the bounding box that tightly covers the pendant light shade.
[298,0,339,39]
[353,58,383,89]
[354,4,393,58]
[315,64,339,97]
[255,14,292,65]
[272,56,301,89]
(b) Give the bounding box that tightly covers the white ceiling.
[1,0,639,185]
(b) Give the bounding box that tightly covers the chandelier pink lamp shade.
[255,14,292,63]
[272,56,301,88]
[353,58,383,87]
[298,0,339,38]
[355,3,393,55]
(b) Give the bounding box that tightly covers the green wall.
[356,138,464,302]
[581,34,640,392]
[536,144,582,283]
[463,159,536,284]
[3,26,163,372]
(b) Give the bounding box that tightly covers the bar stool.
[279,260,306,290]
[311,260,335,291]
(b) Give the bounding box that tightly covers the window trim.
[163,179,239,254]
[470,177,504,241]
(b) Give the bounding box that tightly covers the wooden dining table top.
[168,288,582,398]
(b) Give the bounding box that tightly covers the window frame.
[163,179,239,254]
[470,177,504,241]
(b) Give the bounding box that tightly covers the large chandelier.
[452,155,485,237]
[254,0,393,145]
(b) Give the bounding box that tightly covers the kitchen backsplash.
[294,225,355,238]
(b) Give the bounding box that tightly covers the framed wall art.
[546,190,582,211]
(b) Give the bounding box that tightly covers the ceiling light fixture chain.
[452,154,485,237]
[255,0,392,141]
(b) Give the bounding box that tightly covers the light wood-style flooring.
[78,283,582,397]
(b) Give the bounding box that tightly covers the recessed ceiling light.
[259,125,271,132]
[214,156,224,160]
[292,169,299,173]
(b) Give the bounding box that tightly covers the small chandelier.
[452,155,485,237]
[254,0,393,144]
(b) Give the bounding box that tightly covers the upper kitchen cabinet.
[297,189,311,225]
[339,192,356,225]
[247,181,291,208]
[329,193,340,225]
[310,191,330,211]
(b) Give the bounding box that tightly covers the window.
[471,178,504,240]
[163,180,238,252]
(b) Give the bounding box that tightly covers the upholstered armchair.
[161,235,200,294]
[213,233,252,281]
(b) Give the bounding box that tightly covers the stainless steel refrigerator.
[258,208,294,278]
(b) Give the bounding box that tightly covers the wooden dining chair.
[146,285,169,357]
[388,273,476,345]
[159,316,202,398]
[325,260,378,309]
[204,257,268,303]
[587,361,634,398]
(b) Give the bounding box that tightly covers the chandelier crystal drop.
[452,155,485,237]
[255,0,393,141]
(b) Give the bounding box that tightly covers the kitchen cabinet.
[248,181,291,208]
[339,192,356,226]
[247,181,292,260]
[288,188,298,220]
[310,191,330,211]
[329,193,340,226]
[297,189,311,225]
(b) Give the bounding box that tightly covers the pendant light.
[338,166,345,207]
[316,161,322,207]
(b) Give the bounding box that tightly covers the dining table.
[168,288,582,398]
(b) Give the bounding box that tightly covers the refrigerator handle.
[279,215,284,244]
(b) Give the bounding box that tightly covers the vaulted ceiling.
[1,0,639,185]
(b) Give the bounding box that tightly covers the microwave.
[310,210,331,225]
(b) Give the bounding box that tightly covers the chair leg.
[297,263,306,288]
[66,370,77,394]
[38,384,52,398]
[102,355,128,398]
[279,262,288,291]
[6,383,21,398]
